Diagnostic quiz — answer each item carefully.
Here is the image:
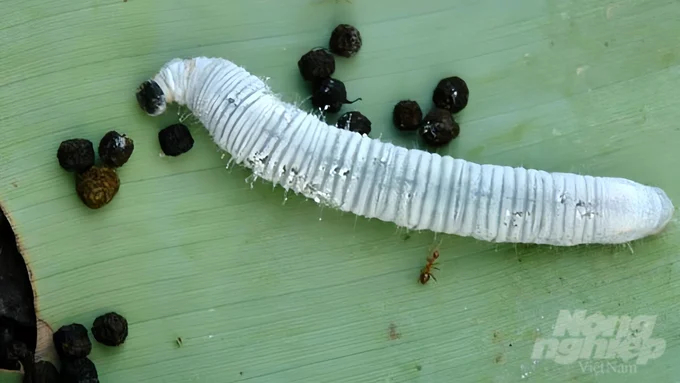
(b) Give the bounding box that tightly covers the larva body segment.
[138,57,674,246]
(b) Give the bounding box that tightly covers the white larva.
[136,57,674,246]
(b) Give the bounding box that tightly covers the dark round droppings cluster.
[60,357,99,383]
[329,24,363,58]
[136,79,167,116]
[57,139,95,173]
[46,311,128,383]
[159,123,194,156]
[53,324,92,360]
[298,48,335,82]
[98,130,134,167]
[311,78,361,113]
[393,76,469,147]
[91,312,128,347]
[297,23,362,116]
[432,76,469,113]
[337,111,372,135]
[32,360,59,383]
[76,166,120,209]
[47,312,127,382]
[57,130,133,209]
[392,100,423,131]
[418,108,460,147]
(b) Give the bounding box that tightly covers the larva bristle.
[626,242,635,254]
[225,157,235,170]
[178,112,191,123]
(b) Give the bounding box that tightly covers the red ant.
[419,245,441,284]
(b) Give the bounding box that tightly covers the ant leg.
[429,237,444,253]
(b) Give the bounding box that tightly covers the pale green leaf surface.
[1,0,679,382]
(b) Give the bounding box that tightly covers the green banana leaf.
[1,0,678,382]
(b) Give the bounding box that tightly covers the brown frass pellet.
[52,324,92,360]
[91,312,128,347]
[60,357,99,383]
[418,108,460,147]
[298,48,335,82]
[57,139,95,173]
[329,24,362,58]
[432,76,469,113]
[75,166,120,209]
[311,78,361,113]
[392,100,423,131]
[336,111,371,135]
[98,131,134,168]
[32,360,59,383]
[159,123,194,156]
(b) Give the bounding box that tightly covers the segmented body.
[419,250,440,284]
[136,57,674,246]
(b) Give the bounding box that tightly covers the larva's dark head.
[135,80,166,116]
